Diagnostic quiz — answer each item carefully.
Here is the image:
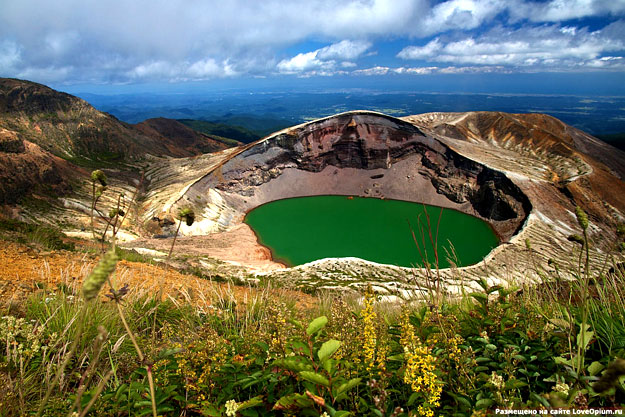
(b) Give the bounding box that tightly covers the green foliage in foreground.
[1,219,625,416]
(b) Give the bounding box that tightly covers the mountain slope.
[134,118,236,155]
[0,127,79,204]
[0,78,241,205]
[0,78,237,160]
[177,119,260,144]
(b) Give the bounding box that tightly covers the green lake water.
[244,195,499,268]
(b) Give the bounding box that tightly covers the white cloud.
[393,66,439,74]
[352,66,391,76]
[510,0,625,22]
[417,0,507,35]
[277,52,325,74]
[277,40,371,75]
[352,65,505,75]
[398,21,625,69]
[317,40,372,61]
[0,0,420,83]
[1,0,624,84]
[397,39,443,60]
[187,59,222,78]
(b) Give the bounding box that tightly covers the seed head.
[91,170,107,186]
[108,208,125,218]
[178,207,195,226]
[567,234,584,245]
[575,206,588,231]
[82,249,118,301]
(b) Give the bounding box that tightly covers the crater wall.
[169,112,531,240]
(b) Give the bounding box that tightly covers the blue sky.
[1,0,625,94]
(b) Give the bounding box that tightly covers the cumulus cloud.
[416,0,507,36]
[277,40,371,75]
[0,0,624,84]
[317,40,372,61]
[277,52,326,74]
[398,21,625,70]
[0,0,417,83]
[510,0,625,22]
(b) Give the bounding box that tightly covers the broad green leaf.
[273,357,313,372]
[156,347,183,360]
[307,316,328,336]
[318,339,341,362]
[115,383,128,400]
[299,371,330,387]
[475,398,495,409]
[456,396,472,410]
[504,379,528,390]
[531,392,551,408]
[336,378,361,396]
[322,358,333,374]
[577,329,594,351]
[554,356,573,367]
[288,318,304,330]
[201,406,221,417]
[588,361,605,376]
[255,341,270,352]
[334,412,352,417]
[238,396,264,411]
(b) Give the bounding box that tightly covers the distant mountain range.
[75,89,625,144]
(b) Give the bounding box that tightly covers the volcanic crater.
[123,109,624,297]
[165,111,530,239]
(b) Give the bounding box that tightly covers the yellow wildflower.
[400,310,442,415]
[362,286,377,373]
